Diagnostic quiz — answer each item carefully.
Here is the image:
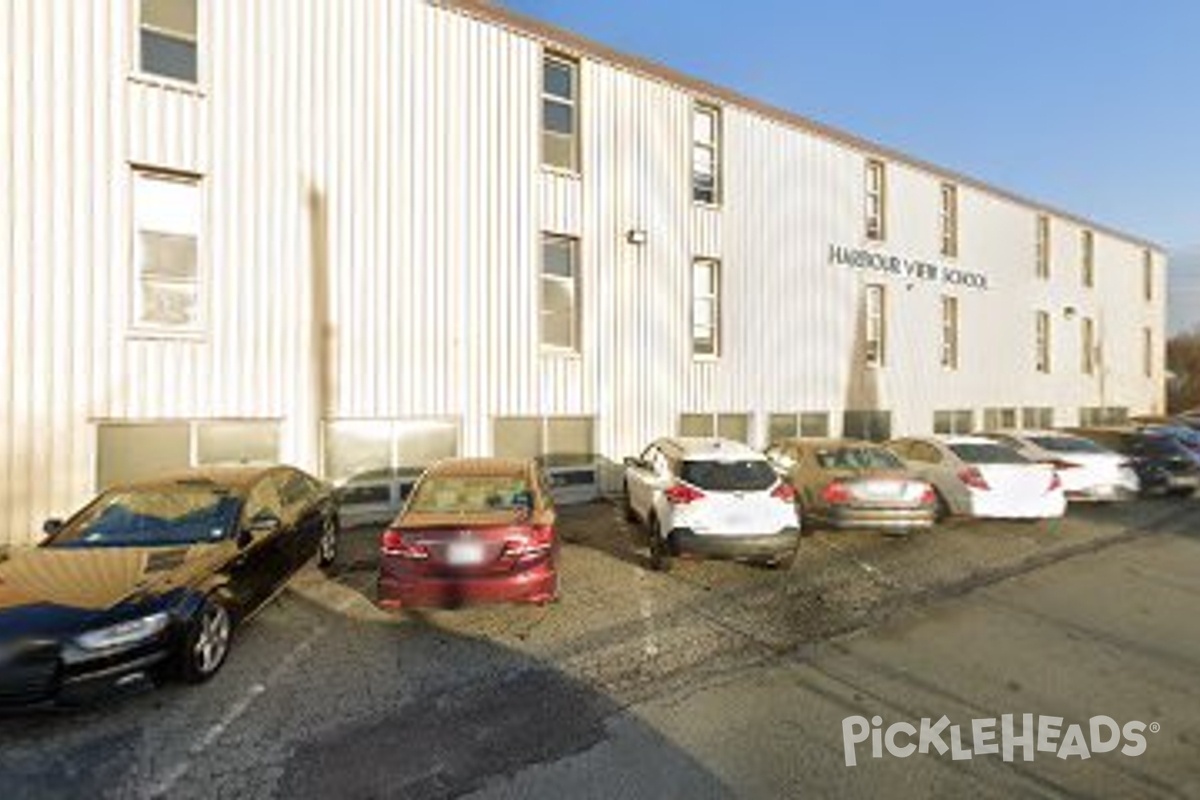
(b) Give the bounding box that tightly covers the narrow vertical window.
[1143,327,1153,377]
[865,159,886,241]
[865,284,886,367]
[540,234,579,351]
[139,0,198,83]
[542,54,578,172]
[692,104,721,204]
[1081,229,1094,288]
[1036,214,1050,279]
[1143,249,1153,302]
[940,183,958,257]
[1082,317,1095,374]
[692,258,721,356]
[941,295,959,370]
[1035,311,1051,373]
[132,169,202,334]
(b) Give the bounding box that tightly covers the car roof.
[106,465,282,494]
[776,437,872,450]
[938,435,1001,446]
[661,437,764,460]
[422,457,534,478]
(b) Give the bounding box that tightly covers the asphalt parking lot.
[2,496,1199,799]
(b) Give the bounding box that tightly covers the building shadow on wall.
[843,286,886,441]
[308,186,335,450]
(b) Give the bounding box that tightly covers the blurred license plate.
[446,541,485,566]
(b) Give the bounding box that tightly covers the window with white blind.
[692,104,721,204]
[692,258,721,356]
[865,284,886,367]
[865,159,886,240]
[941,295,959,370]
[132,169,203,335]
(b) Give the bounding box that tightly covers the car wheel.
[317,515,340,569]
[182,597,232,684]
[770,547,798,570]
[648,517,671,573]
[622,483,638,524]
[933,490,951,523]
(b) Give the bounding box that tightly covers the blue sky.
[502,0,1200,332]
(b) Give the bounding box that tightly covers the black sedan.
[1067,428,1200,497]
[0,465,339,708]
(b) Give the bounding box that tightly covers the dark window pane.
[543,60,574,99]
[141,30,197,83]
[542,101,574,135]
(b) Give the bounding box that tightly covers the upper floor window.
[1143,328,1153,377]
[1035,214,1050,279]
[940,183,958,257]
[542,54,578,172]
[1082,316,1096,374]
[865,284,886,367]
[132,168,203,335]
[540,234,580,351]
[865,159,886,241]
[1081,229,1094,288]
[1143,249,1154,302]
[139,0,198,83]
[692,258,721,356]
[1035,310,1051,373]
[941,295,959,370]
[692,104,722,204]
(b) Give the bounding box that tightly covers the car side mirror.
[240,512,281,547]
[42,518,64,537]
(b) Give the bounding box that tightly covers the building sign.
[829,245,989,290]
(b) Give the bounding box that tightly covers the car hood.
[0,544,227,639]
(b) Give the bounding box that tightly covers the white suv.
[623,437,801,571]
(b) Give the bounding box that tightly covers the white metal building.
[0,0,1166,545]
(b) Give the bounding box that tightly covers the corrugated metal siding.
[0,0,1165,544]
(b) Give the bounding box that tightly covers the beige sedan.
[765,438,938,534]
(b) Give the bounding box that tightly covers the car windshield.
[1029,436,1110,454]
[48,486,241,548]
[407,475,532,514]
[816,447,903,471]
[680,460,777,491]
[948,444,1029,465]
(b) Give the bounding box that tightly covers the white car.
[981,430,1140,502]
[887,435,1067,520]
[623,437,801,571]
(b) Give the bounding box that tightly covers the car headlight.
[75,612,171,651]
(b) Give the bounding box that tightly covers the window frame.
[1035,310,1051,373]
[939,183,958,258]
[941,295,959,370]
[692,102,722,206]
[691,257,722,358]
[129,166,205,339]
[1081,229,1095,288]
[1035,214,1050,279]
[541,52,580,174]
[865,159,887,241]
[540,233,581,354]
[135,0,201,88]
[864,283,887,368]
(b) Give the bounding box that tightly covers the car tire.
[317,515,340,569]
[648,517,671,573]
[181,596,233,684]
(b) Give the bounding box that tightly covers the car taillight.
[771,483,796,502]
[665,483,705,505]
[1048,472,1062,492]
[919,485,937,505]
[958,467,990,491]
[380,528,429,560]
[506,524,556,557]
[821,481,853,505]
[1043,459,1081,471]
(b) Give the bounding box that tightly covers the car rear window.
[948,444,1029,465]
[1029,436,1109,455]
[408,475,532,514]
[816,448,903,471]
[680,460,777,491]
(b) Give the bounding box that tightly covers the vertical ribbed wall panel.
[0,0,1167,543]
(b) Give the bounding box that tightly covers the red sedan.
[376,458,559,609]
